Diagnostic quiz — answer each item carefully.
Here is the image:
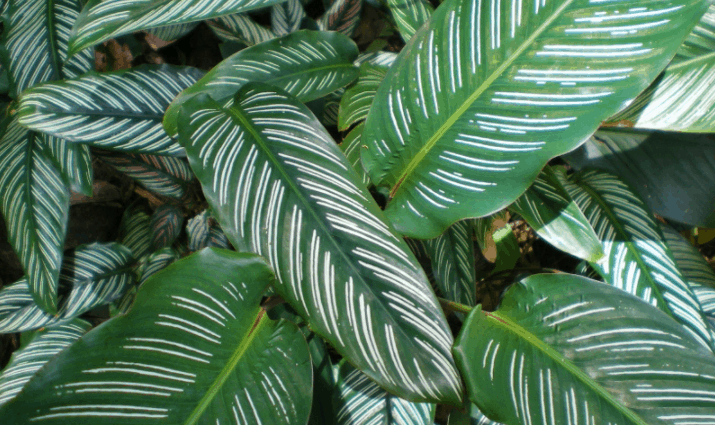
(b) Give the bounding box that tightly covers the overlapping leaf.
[208,13,276,45]
[67,0,287,55]
[387,0,433,41]
[117,206,153,260]
[0,249,313,424]
[0,319,92,406]
[454,274,715,425]
[425,220,476,306]
[272,0,307,36]
[146,22,198,42]
[164,30,359,136]
[17,65,205,155]
[186,209,230,251]
[41,135,93,196]
[339,63,390,131]
[562,168,715,351]
[178,85,462,403]
[150,205,184,249]
[317,0,362,37]
[361,0,709,239]
[0,120,68,313]
[510,166,603,262]
[340,123,371,187]
[565,130,715,228]
[606,5,715,131]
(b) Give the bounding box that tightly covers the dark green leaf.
[150,205,184,250]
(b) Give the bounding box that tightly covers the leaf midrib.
[483,309,651,425]
[389,0,576,198]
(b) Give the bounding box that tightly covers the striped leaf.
[0,319,92,406]
[0,248,313,425]
[561,168,715,352]
[339,62,390,131]
[448,404,503,425]
[67,0,287,55]
[340,123,371,188]
[0,243,135,333]
[334,360,436,425]
[425,220,477,306]
[164,30,359,136]
[272,0,307,36]
[17,65,205,156]
[96,150,195,199]
[0,0,93,96]
[186,210,230,251]
[177,84,463,403]
[208,13,276,45]
[117,205,153,260]
[607,5,715,131]
[115,247,180,315]
[565,130,715,228]
[662,225,715,327]
[146,22,198,42]
[388,0,434,42]
[150,205,184,250]
[317,0,362,37]
[454,273,715,425]
[510,166,603,262]
[0,119,69,313]
[41,135,93,196]
[361,0,709,239]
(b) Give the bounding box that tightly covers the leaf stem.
[438,298,472,315]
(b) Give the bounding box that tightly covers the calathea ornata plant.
[1,0,715,423]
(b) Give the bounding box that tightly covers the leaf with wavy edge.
[164,30,359,136]
[561,168,715,352]
[0,248,313,425]
[17,65,204,156]
[67,0,287,55]
[178,84,462,403]
[0,319,92,406]
[454,273,715,424]
[361,0,708,239]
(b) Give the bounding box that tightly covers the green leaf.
[164,30,359,137]
[360,0,709,239]
[0,319,92,406]
[474,214,519,275]
[333,360,436,424]
[186,209,230,251]
[0,119,69,313]
[447,404,503,425]
[178,84,462,404]
[425,220,476,306]
[95,150,195,199]
[40,135,93,196]
[662,225,715,326]
[454,273,715,425]
[272,0,307,36]
[137,247,179,285]
[339,62,390,131]
[564,130,715,228]
[0,243,135,333]
[117,205,153,260]
[0,248,313,424]
[317,0,362,37]
[510,166,604,262]
[606,5,715,132]
[150,205,184,250]
[68,0,287,55]
[387,0,433,42]
[1,0,94,96]
[17,65,205,156]
[208,13,276,45]
[146,22,198,42]
[340,123,371,188]
[562,168,715,352]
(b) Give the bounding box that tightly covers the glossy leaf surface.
[454,273,715,425]
[562,168,715,351]
[178,85,462,404]
[0,249,313,424]
[361,0,708,239]
[17,66,205,156]
[164,30,359,136]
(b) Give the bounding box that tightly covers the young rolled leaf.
[387,0,433,42]
[17,65,205,156]
[606,5,715,132]
[150,204,184,250]
[333,360,436,425]
[178,84,462,404]
[67,0,287,55]
[208,13,276,45]
[0,120,69,313]
[0,319,92,406]
[425,220,476,306]
[95,150,195,199]
[454,273,715,425]
[361,0,709,239]
[510,166,603,262]
[562,168,715,351]
[662,225,715,326]
[272,0,307,36]
[0,248,313,425]
[317,0,362,37]
[565,130,715,228]
[164,30,359,136]
[0,0,93,96]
